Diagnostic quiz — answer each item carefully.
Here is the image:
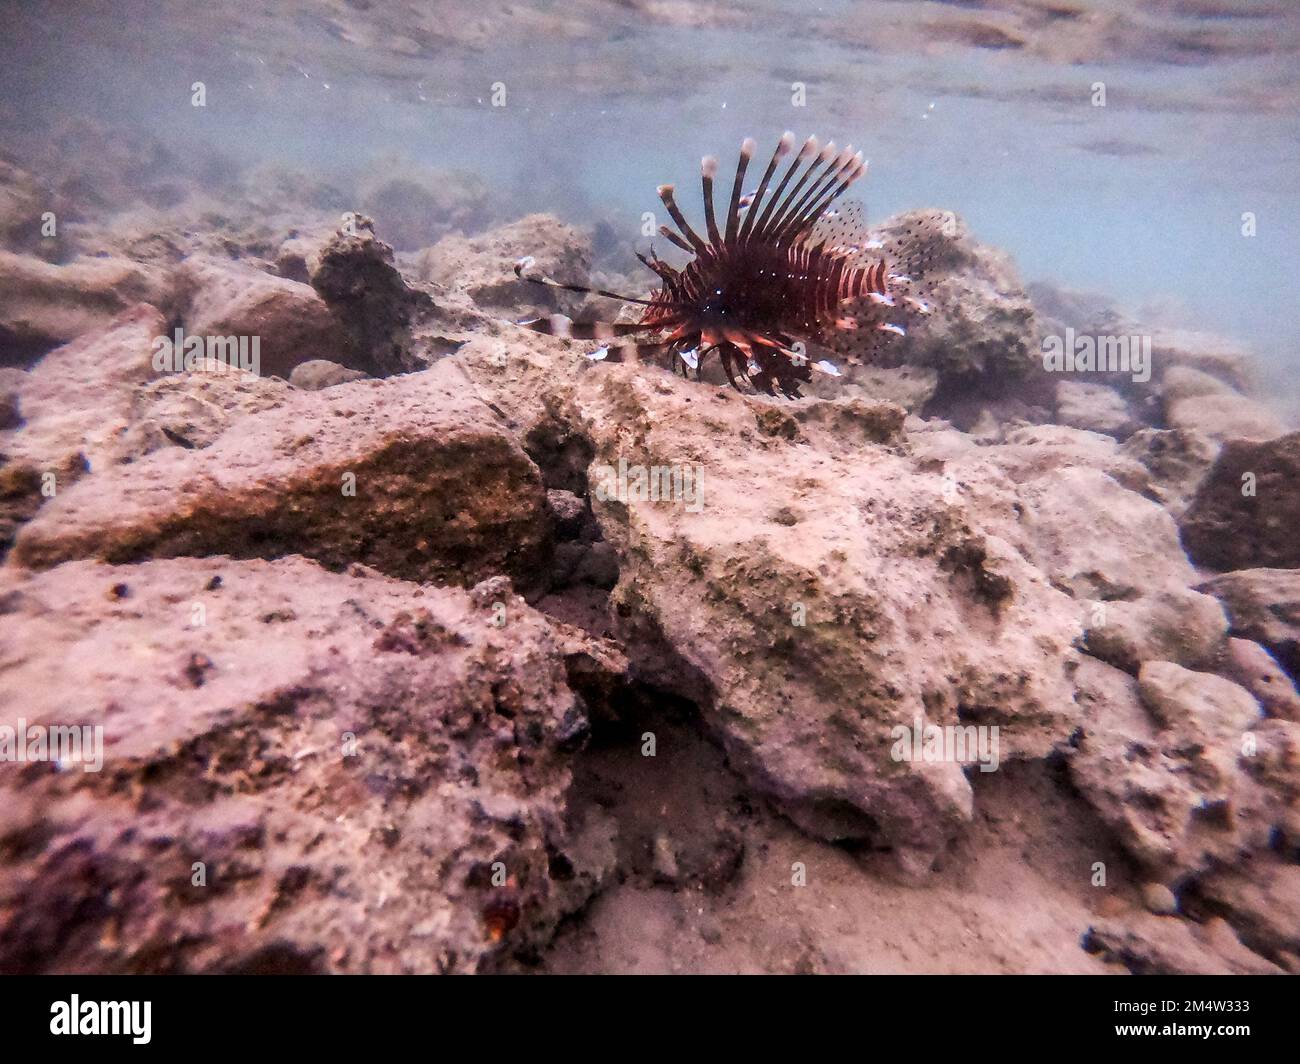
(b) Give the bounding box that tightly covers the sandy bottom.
[537,713,1135,975]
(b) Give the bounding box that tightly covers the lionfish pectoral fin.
[514,259,659,307]
[517,314,656,341]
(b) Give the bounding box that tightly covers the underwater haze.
[6,0,1300,986]
[3,0,1298,405]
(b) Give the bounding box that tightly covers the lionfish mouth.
[511,133,937,399]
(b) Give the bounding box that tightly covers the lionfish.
[513,133,940,398]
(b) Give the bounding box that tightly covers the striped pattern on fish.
[512,133,937,398]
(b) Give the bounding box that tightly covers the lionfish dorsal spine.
[724,137,757,246]
[749,135,817,241]
[738,131,793,244]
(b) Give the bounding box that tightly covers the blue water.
[4,0,1296,403]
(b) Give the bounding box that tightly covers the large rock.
[0,556,613,973]
[1165,391,1286,444]
[865,210,1043,394]
[1121,428,1219,520]
[1150,328,1256,393]
[1009,464,1226,672]
[288,359,369,391]
[180,256,354,379]
[3,303,166,477]
[1083,913,1282,975]
[1067,657,1298,879]
[1218,638,1300,723]
[123,358,293,456]
[1198,569,1300,680]
[1180,432,1300,571]
[1189,857,1300,963]
[0,158,64,258]
[308,218,441,376]
[1137,660,1261,738]
[464,346,1090,873]
[0,251,178,365]
[1160,364,1235,404]
[11,360,552,595]
[413,213,592,315]
[1054,380,1138,440]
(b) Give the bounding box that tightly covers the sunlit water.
[4,0,1296,405]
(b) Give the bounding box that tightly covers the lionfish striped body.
[514,133,936,398]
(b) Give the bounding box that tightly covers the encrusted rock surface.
[0,556,613,973]
[1180,432,1300,571]
[179,256,354,379]
[1199,568,1300,682]
[1,187,1295,974]
[11,361,552,594]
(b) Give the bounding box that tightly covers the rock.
[289,359,369,391]
[4,303,166,478]
[357,164,490,251]
[1082,586,1226,675]
[0,251,178,366]
[1009,464,1226,672]
[123,359,292,456]
[11,360,553,595]
[813,365,938,413]
[791,396,907,449]
[0,367,26,430]
[1066,657,1294,879]
[1083,913,1282,975]
[864,210,1042,393]
[1027,281,1128,342]
[651,833,680,884]
[1190,857,1300,962]
[2,305,291,506]
[180,256,354,379]
[1218,637,1300,722]
[1140,883,1178,915]
[1054,380,1137,439]
[414,213,592,314]
[994,424,1151,494]
[0,158,64,258]
[272,225,339,284]
[1166,391,1285,444]
[573,541,619,590]
[1180,432,1300,570]
[308,217,440,376]
[546,489,587,540]
[1121,428,1219,519]
[474,362,1087,872]
[1151,327,1256,393]
[1137,661,1261,738]
[0,556,609,973]
[1160,364,1234,403]
[1199,569,1300,681]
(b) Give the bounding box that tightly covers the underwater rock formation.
[0,556,614,973]
[10,361,552,595]
[1180,432,1300,571]
[179,256,354,380]
[0,200,1296,975]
